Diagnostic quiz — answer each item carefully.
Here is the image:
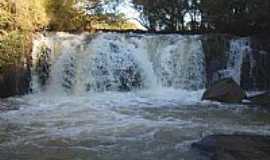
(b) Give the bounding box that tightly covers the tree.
[133,0,201,32]
[133,0,270,35]
[200,0,270,35]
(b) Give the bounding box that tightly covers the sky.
[104,0,139,19]
[103,0,146,29]
[104,0,200,30]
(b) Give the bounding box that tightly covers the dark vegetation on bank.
[133,0,270,36]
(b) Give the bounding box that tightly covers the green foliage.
[45,0,87,31]
[0,31,30,72]
[0,0,139,73]
[14,0,49,31]
[0,5,14,33]
[134,0,192,31]
[0,0,48,73]
[134,0,270,35]
[88,13,138,30]
[200,0,270,35]
[0,0,49,32]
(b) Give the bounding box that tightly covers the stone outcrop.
[248,35,270,90]
[248,91,270,106]
[192,135,270,160]
[202,34,270,91]
[202,34,231,87]
[0,100,18,112]
[0,65,31,98]
[202,78,247,103]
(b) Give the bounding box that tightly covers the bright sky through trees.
[102,0,145,29]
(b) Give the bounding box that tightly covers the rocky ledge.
[202,78,247,103]
[192,135,270,160]
[0,101,19,112]
[247,92,270,107]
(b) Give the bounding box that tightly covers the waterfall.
[216,38,253,86]
[31,32,206,94]
[227,38,252,84]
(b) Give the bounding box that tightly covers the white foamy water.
[30,32,206,94]
[1,88,270,160]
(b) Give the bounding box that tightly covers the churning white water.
[1,33,269,160]
[31,32,206,94]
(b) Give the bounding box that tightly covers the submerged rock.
[248,91,270,106]
[0,101,18,112]
[202,78,247,103]
[192,135,270,160]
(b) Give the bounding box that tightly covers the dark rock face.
[248,92,270,106]
[202,78,247,103]
[35,46,51,87]
[0,65,31,98]
[248,36,270,90]
[192,135,270,160]
[202,34,231,87]
[202,34,270,91]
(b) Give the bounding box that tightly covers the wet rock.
[0,101,18,112]
[118,66,142,91]
[202,34,231,87]
[0,102,8,112]
[202,78,247,103]
[192,135,270,160]
[35,46,52,87]
[248,91,270,106]
[202,34,270,91]
[249,35,270,90]
[0,65,31,98]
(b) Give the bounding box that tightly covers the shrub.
[0,31,31,72]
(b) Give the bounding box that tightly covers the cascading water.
[216,38,253,85]
[31,32,206,94]
[227,38,252,84]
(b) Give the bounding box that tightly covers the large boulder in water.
[202,78,247,103]
[192,135,270,160]
[248,91,270,106]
